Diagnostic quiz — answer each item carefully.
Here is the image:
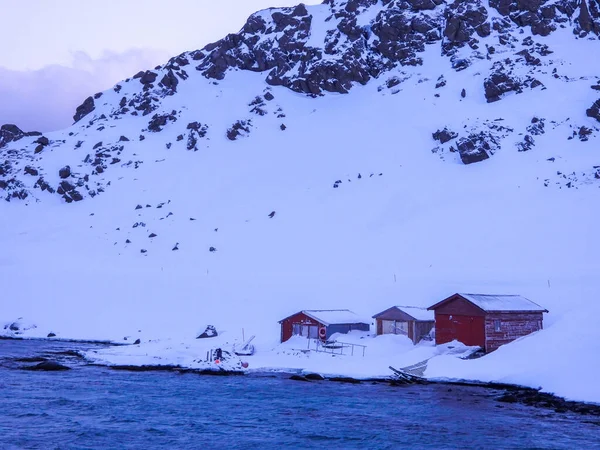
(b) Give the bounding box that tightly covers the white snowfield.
[1,3,599,404]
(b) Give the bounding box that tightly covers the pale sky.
[2,0,316,70]
[0,0,320,131]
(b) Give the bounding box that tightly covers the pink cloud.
[0,48,169,133]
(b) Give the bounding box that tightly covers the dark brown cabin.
[372,306,434,344]
[427,293,548,353]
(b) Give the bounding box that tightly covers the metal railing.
[310,339,366,357]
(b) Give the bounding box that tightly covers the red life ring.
[319,327,326,338]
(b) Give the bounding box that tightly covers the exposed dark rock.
[227,120,251,140]
[73,96,95,123]
[290,375,311,382]
[517,134,535,151]
[119,135,130,142]
[456,132,496,164]
[35,136,49,146]
[579,126,593,141]
[264,91,275,101]
[484,69,521,103]
[268,211,276,218]
[209,246,217,252]
[329,376,361,384]
[304,373,325,381]
[443,0,490,46]
[148,111,177,132]
[24,361,70,371]
[496,386,600,416]
[133,339,141,345]
[159,70,179,93]
[576,0,600,35]
[527,117,546,135]
[197,325,218,339]
[24,166,39,176]
[586,99,600,122]
[139,71,158,85]
[186,121,209,150]
[58,166,71,179]
[0,124,31,148]
[433,128,458,143]
[47,332,56,338]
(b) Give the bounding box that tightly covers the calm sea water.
[0,339,598,449]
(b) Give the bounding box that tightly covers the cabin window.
[494,320,501,332]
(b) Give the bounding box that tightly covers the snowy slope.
[1,1,599,402]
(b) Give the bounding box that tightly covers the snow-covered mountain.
[1,1,599,401]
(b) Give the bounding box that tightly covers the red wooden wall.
[280,312,322,343]
[435,314,486,348]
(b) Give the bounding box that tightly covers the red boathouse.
[427,293,548,353]
[279,310,370,343]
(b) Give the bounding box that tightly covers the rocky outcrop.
[433,128,458,144]
[576,0,600,35]
[455,132,500,164]
[227,120,252,140]
[73,96,95,123]
[587,99,600,122]
[0,124,41,148]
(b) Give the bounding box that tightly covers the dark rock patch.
[586,99,600,122]
[517,134,535,152]
[227,120,251,140]
[433,128,458,144]
[197,325,218,339]
[24,166,39,176]
[290,374,311,382]
[455,132,498,164]
[58,166,71,179]
[304,373,325,381]
[73,96,95,123]
[329,376,361,384]
[24,361,70,371]
[148,111,178,132]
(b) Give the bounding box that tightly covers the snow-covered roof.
[394,306,435,321]
[302,310,368,326]
[430,293,548,313]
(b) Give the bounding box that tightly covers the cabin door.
[450,315,485,348]
[294,324,319,339]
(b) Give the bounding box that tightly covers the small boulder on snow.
[58,166,71,179]
[197,325,218,339]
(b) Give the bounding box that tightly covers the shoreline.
[3,335,600,416]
